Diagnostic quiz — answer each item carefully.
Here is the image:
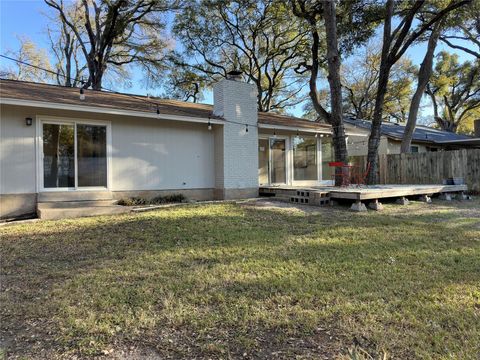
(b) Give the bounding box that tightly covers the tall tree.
[45,3,87,87]
[342,44,416,122]
[365,0,470,184]
[291,0,346,185]
[171,0,310,111]
[291,0,379,185]
[400,18,444,153]
[44,0,174,90]
[426,51,480,133]
[0,36,53,82]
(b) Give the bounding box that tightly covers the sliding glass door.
[258,138,269,186]
[43,123,75,188]
[41,121,108,190]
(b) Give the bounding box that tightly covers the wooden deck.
[259,184,468,204]
[327,184,467,201]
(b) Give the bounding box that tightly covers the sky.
[0,0,475,120]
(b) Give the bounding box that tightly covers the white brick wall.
[213,79,259,191]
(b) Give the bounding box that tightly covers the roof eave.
[0,97,224,124]
[258,122,365,136]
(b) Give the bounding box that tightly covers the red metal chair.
[354,162,371,186]
[328,162,351,187]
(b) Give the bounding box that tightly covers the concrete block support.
[213,78,259,199]
[438,193,453,201]
[418,195,432,203]
[396,197,410,205]
[368,199,384,211]
[351,200,367,212]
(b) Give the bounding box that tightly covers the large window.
[258,138,269,185]
[293,136,318,181]
[321,137,334,181]
[42,121,108,189]
[270,138,287,184]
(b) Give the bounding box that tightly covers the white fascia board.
[258,123,367,136]
[258,123,330,134]
[0,98,224,125]
[436,138,480,144]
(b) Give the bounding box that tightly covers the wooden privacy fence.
[350,149,480,192]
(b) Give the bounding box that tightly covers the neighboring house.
[345,118,480,156]
[0,77,364,218]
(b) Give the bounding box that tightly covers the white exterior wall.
[0,105,215,195]
[386,139,428,154]
[0,105,37,194]
[347,134,430,156]
[111,117,215,191]
[213,79,258,196]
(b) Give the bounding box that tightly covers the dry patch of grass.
[1,199,479,359]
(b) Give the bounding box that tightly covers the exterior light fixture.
[273,129,277,138]
[207,119,212,131]
[25,117,33,126]
[245,124,249,133]
[156,105,160,117]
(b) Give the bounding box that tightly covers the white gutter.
[0,97,225,125]
[258,123,330,134]
[258,123,366,136]
[436,138,480,144]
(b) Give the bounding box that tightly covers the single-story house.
[345,117,480,156]
[0,77,365,219]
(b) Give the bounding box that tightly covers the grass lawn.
[1,199,479,359]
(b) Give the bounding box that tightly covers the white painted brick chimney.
[212,77,259,199]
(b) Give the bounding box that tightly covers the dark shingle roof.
[0,78,218,119]
[344,117,473,144]
[0,79,333,132]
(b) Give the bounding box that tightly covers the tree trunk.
[91,73,103,90]
[400,23,442,153]
[323,0,348,185]
[366,0,393,184]
[366,67,390,184]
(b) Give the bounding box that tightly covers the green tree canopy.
[0,36,53,83]
[170,0,311,112]
[44,0,175,90]
[342,44,416,123]
[427,51,480,133]
[440,0,480,59]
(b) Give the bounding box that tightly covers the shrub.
[117,194,187,206]
[151,193,186,204]
[117,197,147,206]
